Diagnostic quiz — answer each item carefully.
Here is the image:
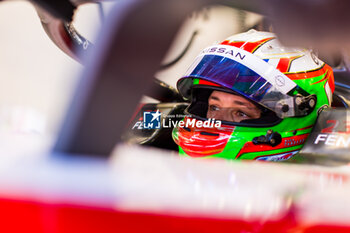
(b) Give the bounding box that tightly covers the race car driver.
[172,30,335,161]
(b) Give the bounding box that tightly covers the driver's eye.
[209,105,220,111]
[236,111,249,118]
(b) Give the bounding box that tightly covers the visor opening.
[187,86,282,127]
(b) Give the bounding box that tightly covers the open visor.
[177,45,316,118]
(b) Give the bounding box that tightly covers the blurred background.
[0,1,261,156]
[0,1,109,157]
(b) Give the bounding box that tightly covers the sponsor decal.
[312,119,350,147]
[275,75,285,87]
[314,134,350,148]
[199,45,296,94]
[284,137,306,147]
[256,151,298,161]
[202,46,246,60]
[301,110,350,155]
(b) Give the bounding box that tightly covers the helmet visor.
[178,45,313,118]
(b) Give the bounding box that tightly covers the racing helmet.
[172,30,334,161]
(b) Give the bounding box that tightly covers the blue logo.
[143,110,161,129]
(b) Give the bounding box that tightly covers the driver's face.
[207,90,261,122]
